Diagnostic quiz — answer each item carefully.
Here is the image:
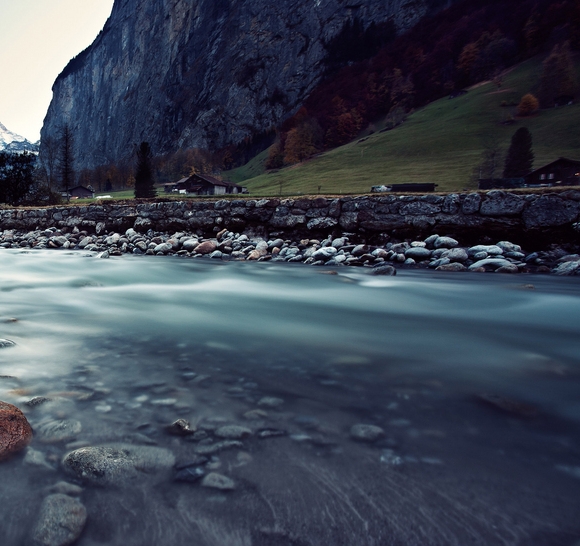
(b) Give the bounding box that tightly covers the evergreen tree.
[0,151,36,205]
[58,124,75,201]
[134,142,156,198]
[503,127,534,178]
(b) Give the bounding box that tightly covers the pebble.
[24,448,55,470]
[201,472,235,491]
[36,419,82,444]
[257,428,287,439]
[0,225,575,276]
[194,440,243,455]
[350,424,386,442]
[30,494,87,546]
[214,425,252,439]
[175,466,205,483]
[0,339,16,349]
[166,418,195,436]
[258,396,284,408]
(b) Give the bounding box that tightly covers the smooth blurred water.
[1,249,579,545]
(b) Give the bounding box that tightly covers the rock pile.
[1,226,579,275]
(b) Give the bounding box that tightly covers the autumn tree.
[517,93,539,116]
[265,139,284,169]
[284,118,322,165]
[503,127,534,178]
[134,142,156,198]
[539,42,576,108]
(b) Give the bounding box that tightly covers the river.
[1,249,579,545]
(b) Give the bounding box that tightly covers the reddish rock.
[0,401,33,461]
[195,240,217,255]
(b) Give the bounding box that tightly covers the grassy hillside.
[224,57,580,196]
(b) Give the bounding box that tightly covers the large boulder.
[0,401,33,461]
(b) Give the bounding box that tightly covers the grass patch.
[224,56,580,196]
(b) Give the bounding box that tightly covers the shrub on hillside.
[517,93,539,116]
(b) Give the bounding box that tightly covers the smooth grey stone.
[201,472,235,490]
[350,424,385,442]
[436,263,467,272]
[370,264,396,276]
[553,260,580,276]
[62,444,175,486]
[258,396,284,408]
[214,425,252,439]
[468,258,513,271]
[30,494,87,546]
[0,338,16,349]
[37,420,82,443]
[404,247,431,260]
[468,245,503,257]
[175,466,205,483]
[194,440,243,455]
[434,236,458,249]
[496,241,522,253]
[443,248,468,262]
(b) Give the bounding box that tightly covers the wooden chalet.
[61,185,95,199]
[164,174,247,196]
[524,158,580,187]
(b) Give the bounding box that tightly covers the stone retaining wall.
[2,190,580,248]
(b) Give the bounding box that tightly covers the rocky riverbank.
[1,224,579,276]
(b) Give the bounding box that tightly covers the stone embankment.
[0,190,579,275]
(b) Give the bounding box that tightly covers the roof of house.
[61,185,94,193]
[526,157,580,176]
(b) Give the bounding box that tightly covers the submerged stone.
[350,424,385,443]
[30,494,87,546]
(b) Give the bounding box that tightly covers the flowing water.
[1,249,579,545]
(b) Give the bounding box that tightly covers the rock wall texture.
[41,0,447,170]
[2,191,580,248]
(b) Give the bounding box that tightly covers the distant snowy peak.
[0,121,39,154]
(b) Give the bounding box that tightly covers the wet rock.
[175,455,209,469]
[214,425,252,439]
[433,236,458,249]
[30,494,87,546]
[257,428,287,439]
[370,264,396,276]
[45,482,84,497]
[24,448,54,470]
[62,444,176,486]
[476,393,538,417]
[25,397,52,408]
[201,472,235,491]
[243,409,268,420]
[195,241,217,255]
[468,245,503,257]
[404,247,431,261]
[194,440,243,455]
[0,401,33,460]
[496,264,519,273]
[553,260,580,276]
[350,424,386,443]
[380,449,403,466]
[37,419,82,444]
[435,263,467,272]
[166,418,195,436]
[468,258,513,271]
[258,396,284,408]
[175,466,205,483]
[0,339,16,349]
[443,248,468,262]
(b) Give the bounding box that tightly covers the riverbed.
[1,249,579,545]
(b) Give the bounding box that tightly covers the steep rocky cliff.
[41,0,444,170]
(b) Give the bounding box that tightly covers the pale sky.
[0,0,115,142]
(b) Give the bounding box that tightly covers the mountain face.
[41,0,444,170]
[0,122,38,154]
